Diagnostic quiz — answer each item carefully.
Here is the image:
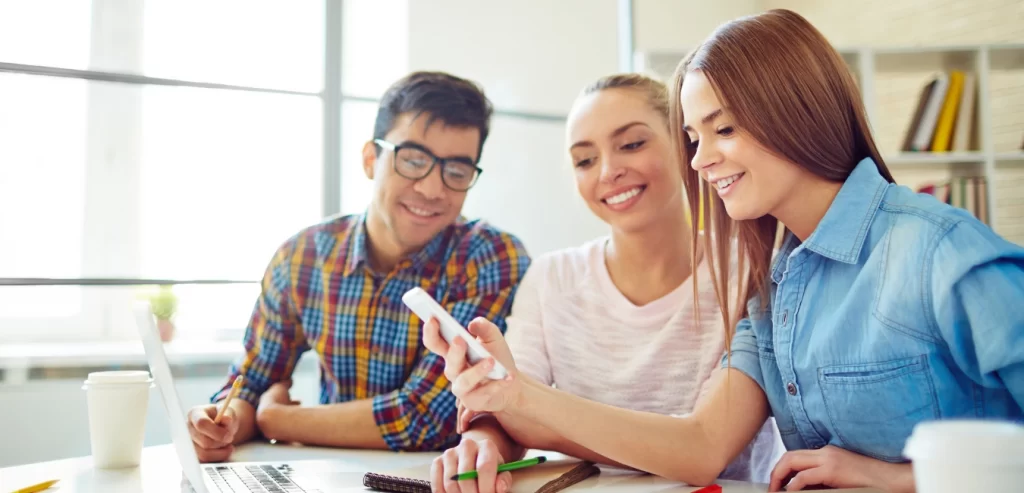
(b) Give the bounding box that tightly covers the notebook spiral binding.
[362,472,432,493]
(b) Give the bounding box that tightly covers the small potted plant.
[149,284,179,342]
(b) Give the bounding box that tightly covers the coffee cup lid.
[904,419,1024,464]
[83,370,153,386]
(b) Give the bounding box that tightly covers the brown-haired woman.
[425,9,1024,492]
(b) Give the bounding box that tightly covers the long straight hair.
[668,9,896,347]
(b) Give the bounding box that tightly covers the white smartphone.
[402,287,508,380]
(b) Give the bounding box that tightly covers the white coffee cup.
[82,370,154,469]
[904,419,1024,493]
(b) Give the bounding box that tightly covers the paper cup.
[82,370,154,469]
[904,419,1024,493]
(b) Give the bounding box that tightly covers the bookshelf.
[635,43,1024,238]
[997,152,1024,162]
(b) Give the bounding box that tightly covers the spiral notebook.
[362,459,600,493]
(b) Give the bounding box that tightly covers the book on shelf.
[901,79,936,152]
[951,73,976,152]
[917,177,988,224]
[903,71,977,153]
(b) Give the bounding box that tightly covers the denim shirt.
[725,157,1024,462]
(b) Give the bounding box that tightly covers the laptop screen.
[134,301,210,493]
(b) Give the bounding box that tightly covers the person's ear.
[362,140,378,180]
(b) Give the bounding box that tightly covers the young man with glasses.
[186,72,531,461]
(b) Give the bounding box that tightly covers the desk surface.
[0,442,882,493]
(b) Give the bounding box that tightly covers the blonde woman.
[429,73,783,493]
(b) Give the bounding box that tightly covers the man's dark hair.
[373,71,494,162]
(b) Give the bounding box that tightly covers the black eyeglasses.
[374,139,482,192]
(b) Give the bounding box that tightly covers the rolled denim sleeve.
[721,316,765,392]
[932,221,1024,409]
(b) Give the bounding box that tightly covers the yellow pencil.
[11,479,59,493]
[214,375,244,424]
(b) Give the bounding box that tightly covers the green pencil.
[450,456,547,481]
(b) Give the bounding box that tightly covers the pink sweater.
[505,237,785,482]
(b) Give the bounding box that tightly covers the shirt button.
[787,382,798,395]
[782,310,789,325]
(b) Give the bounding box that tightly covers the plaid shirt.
[212,213,530,451]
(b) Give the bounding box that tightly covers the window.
[0,1,326,342]
[0,74,87,319]
[0,1,91,69]
[340,0,409,99]
[340,101,378,215]
[143,0,324,91]
[337,1,412,216]
[138,86,322,280]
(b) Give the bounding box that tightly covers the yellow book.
[930,71,964,152]
[952,73,976,151]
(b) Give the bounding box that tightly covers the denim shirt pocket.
[818,355,940,462]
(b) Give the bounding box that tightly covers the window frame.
[0,0,343,341]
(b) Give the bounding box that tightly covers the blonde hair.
[582,73,670,119]
[669,9,895,348]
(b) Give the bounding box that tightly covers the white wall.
[633,0,762,52]
[465,116,607,256]
[407,0,619,116]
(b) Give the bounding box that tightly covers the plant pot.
[157,319,176,342]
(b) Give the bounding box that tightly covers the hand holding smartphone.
[402,287,508,380]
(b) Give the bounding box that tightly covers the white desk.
[0,442,881,493]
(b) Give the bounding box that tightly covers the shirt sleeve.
[931,222,1024,409]
[503,261,553,386]
[372,231,531,451]
[211,238,311,409]
[721,316,765,393]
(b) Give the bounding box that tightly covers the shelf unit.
[635,43,1024,236]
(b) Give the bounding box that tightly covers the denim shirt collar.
[772,157,889,281]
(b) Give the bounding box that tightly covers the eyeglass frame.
[373,139,484,192]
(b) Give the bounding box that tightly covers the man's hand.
[769,445,914,492]
[187,404,240,463]
[255,380,301,439]
[430,438,512,493]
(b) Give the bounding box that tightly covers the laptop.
[133,302,360,493]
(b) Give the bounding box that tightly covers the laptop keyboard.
[205,464,308,493]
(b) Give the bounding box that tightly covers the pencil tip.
[537,456,547,463]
